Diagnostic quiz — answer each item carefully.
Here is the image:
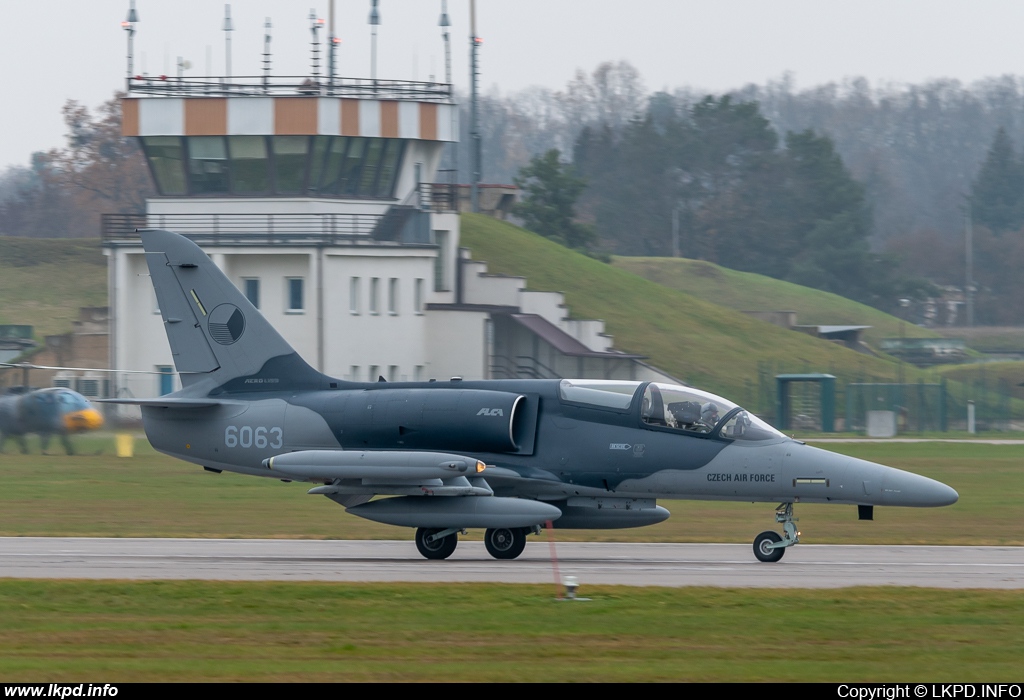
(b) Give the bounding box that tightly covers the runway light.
[563,575,579,599]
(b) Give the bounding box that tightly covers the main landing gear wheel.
[415,527,458,560]
[753,530,785,563]
[484,527,527,560]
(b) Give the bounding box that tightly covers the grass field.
[0,581,1021,681]
[1,436,1020,545]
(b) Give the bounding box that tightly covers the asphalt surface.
[1,538,1021,588]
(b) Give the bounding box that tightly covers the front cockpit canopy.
[641,383,785,441]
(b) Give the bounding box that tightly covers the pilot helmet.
[701,401,720,422]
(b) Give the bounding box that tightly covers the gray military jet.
[106,230,958,562]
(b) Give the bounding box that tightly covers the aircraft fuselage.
[142,377,957,510]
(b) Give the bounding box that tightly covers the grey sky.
[3,0,1024,170]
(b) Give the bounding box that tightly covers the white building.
[105,76,673,397]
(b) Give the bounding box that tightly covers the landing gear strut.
[484,527,527,560]
[753,502,799,563]
[415,527,459,560]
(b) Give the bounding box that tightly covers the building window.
[370,277,380,315]
[434,230,450,291]
[388,278,399,315]
[287,277,304,312]
[388,365,399,382]
[369,365,380,381]
[243,278,260,309]
[350,277,361,314]
[414,365,424,381]
[350,365,361,381]
[414,278,424,314]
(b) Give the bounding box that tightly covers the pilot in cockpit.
[700,402,720,429]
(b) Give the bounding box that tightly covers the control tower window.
[272,136,310,194]
[318,137,350,195]
[187,136,230,194]
[141,137,187,195]
[307,136,331,194]
[376,139,404,198]
[228,136,270,194]
[358,139,385,195]
[338,138,366,195]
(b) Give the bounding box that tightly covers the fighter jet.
[0,386,104,454]
[105,230,958,562]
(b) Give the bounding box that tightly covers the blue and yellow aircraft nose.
[63,407,104,432]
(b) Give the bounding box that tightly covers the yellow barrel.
[115,433,134,458]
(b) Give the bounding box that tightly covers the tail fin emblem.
[208,304,246,345]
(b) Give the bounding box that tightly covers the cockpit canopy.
[557,379,785,442]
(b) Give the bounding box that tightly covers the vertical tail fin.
[141,229,328,393]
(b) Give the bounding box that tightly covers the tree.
[970,127,1024,233]
[512,149,595,249]
[0,93,152,238]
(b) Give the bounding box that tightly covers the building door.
[157,366,174,396]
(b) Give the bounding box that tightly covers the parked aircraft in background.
[105,230,959,562]
[0,385,103,454]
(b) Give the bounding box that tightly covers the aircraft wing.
[98,398,239,409]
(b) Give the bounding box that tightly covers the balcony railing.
[102,212,385,244]
[127,75,453,102]
[420,182,459,212]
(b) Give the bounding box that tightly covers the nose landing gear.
[753,502,799,563]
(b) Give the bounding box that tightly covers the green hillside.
[460,214,927,399]
[613,256,938,346]
[0,237,106,339]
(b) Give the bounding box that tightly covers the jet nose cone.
[939,483,959,506]
[882,469,959,507]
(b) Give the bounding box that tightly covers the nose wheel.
[752,502,799,563]
[753,531,784,562]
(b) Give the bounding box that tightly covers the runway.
[1,538,1022,588]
